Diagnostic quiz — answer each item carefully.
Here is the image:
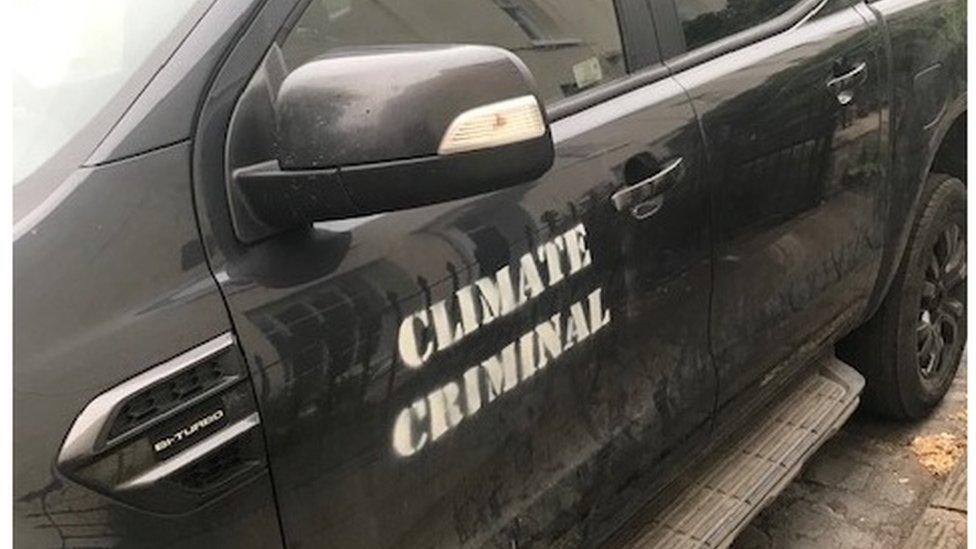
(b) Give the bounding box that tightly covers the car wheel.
[841,173,966,419]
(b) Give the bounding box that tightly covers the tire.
[840,173,967,419]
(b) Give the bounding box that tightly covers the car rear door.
[651,0,887,408]
[192,0,715,546]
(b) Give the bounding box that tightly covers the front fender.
[862,92,966,321]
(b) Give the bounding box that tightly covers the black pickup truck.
[13,0,966,546]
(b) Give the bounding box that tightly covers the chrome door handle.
[611,157,683,219]
[827,61,867,105]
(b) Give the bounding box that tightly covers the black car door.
[652,0,886,407]
[193,0,714,546]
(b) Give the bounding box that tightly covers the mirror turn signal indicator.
[438,95,546,155]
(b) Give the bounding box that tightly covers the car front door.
[193,0,714,546]
[652,0,886,407]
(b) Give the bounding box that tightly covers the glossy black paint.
[663,0,888,408]
[12,0,966,547]
[13,143,282,547]
[12,0,285,546]
[856,0,967,317]
[197,25,717,540]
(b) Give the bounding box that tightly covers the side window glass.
[281,0,627,105]
[675,0,800,51]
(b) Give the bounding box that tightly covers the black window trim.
[650,0,831,73]
[548,0,668,121]
[547,62,671,120]
[615,0,663,71]
[271,0,670,123]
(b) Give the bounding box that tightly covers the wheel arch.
[840,92,966,349]
[931,110,967,184]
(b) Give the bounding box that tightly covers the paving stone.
[732,354,967,548]
[732,524,772,549]
[902,507,966,548]
[866,469,920,507]
[931,458,967,513]
[803,455,873,491]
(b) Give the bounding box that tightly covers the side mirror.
[230,45,554,236]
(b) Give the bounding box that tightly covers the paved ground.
[733,354,967,549]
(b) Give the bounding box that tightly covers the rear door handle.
[611,157,683,219]
[827,61,867,105]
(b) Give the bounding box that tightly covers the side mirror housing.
[230,45,554,238]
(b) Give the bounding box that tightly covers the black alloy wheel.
[917,222,966,378]
[838,173,967,419]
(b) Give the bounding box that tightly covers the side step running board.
[610,356,864,549]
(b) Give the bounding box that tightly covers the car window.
[675,0,800,51]
[280,0,627,106]
[11,0,206,184]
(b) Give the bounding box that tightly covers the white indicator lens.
[438,95,545,155]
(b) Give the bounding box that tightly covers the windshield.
[12,0,202,183]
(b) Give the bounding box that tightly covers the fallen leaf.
[909,433,966,476]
